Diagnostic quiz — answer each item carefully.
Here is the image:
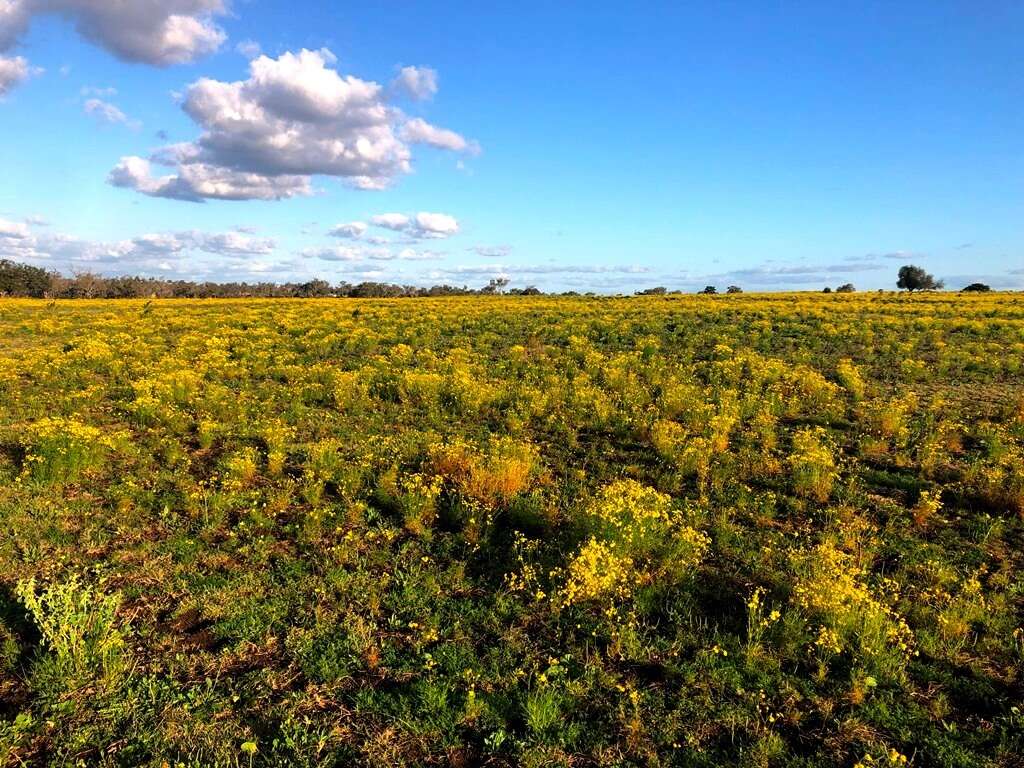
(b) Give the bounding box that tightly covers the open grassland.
[1,293,1023,767]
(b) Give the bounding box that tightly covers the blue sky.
[0,1,1021,291]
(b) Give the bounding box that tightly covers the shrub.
[789,428,838,502]
[557,480,709,610]
[15,577,130,697]
[559,538,635,607]
[430,437,538,509]
[862,393,918,447]
[21,417,116,483]
[836,358,867,402]
[792,543,915,678]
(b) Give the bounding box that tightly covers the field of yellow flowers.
[1,293,1023,767]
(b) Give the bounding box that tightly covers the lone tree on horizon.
[897,264,943,292]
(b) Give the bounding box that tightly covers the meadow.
[0,293,1022,767]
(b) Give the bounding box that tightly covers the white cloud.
[0,55,32,96]
[401,117,478,153]
[396,247,444,261]
[299,241,443,264]
[108,155,312,202]
[109,48,477,201]
[412,211,458,238]
[0,217,30,239]
[328,221,368,239]
[391,65,437,101]
[299,245,362,262]
[0,219,278,271]
[192,230,275,256]
[84,97,140,129]
[371,213,410,231]
[368,211,459,239]
[0,1,227,66]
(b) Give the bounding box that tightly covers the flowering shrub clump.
[559,538,635,607]
[793,542,915,675]
[557,480,709,610]
[429,436,538,508]
[20,417,120,483]
[789,427,838,502]
[836,358,867,402]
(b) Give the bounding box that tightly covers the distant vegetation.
[897,264,943,292]
[0,260,540,300]
[962,282,992,293]
[1,259,1017,299]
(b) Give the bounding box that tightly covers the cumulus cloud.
[0,219,277,272]
[371,213,410,231]
[368,211,459,239]
[0,1,227,66]
[193,230,275,256]
[401,117,478,153]
[328,221,368,239]
[84,97,140,129]
[0,55,33,96]
[299,245,362,262]
[412,212,459,238]
[109,48,477,201]
[391,65,437,101]
[108,155,312,202]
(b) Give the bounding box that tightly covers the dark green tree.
[897,265,943,292]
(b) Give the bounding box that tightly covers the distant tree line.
[0,260,544,299]
[0,258,1010,299]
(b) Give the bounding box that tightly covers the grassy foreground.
[1,293,1023,767]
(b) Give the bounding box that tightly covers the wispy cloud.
[84,98,141,129]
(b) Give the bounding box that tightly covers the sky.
[0,1,1021,292]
